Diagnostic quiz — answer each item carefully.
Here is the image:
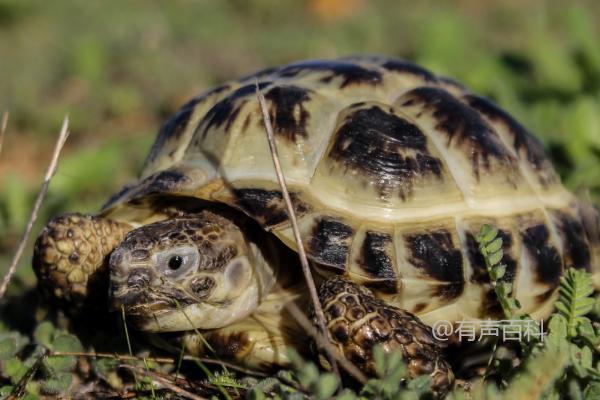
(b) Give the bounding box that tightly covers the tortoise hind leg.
[316,276,453,396]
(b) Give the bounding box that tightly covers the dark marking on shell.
[552,211,591,271]
[412,302,428,313]
[357,231,397,291]
[328,105,443,199]
[146,105,195,163]
[201,82,272,137]
[363,280,398,294]
[278,60,382,88]
[238,66,278,82]
[521,224,563,285]
[466,94,556,186]
[232,188,311,227]
[578,203,600,246]
[309,217,354,269]
[405,230,464,299]
[137,170,191,197]
[264,85,312,141]
[437,76,468,92]
[402,87,517,180]
[381,59,436,81]
[145,84,232,164]
[535,289,556,306]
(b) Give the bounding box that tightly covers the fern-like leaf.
[502,344,568,400]
[476,224,519,317]
[555,268,595,338]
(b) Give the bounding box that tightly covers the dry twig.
[49,350,269,378]
[282,297,368,383]
[0,116,69,299]
[0,111,8,158]
[120,364,208,400]
[255,83,367,385]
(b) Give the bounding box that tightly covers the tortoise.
[33,55,600,395]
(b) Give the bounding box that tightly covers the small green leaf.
[315,373,338,400]
[40,372,72,395]
[487,250,503,267]
[570,344,592,378]
[33,322,55,348]
[5,357,28,383]
[333,389,358,400]
[493,264,506,280]
[477,224,498,244]
[298,363,319,388]
[584,382,600,400]
[0,386,14,396]
[548,314,568,338]
[51,333,83,353]
[373,345,386,377]
[0,337,18,360]
[485,237,503,254]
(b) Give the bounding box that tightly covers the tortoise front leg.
[33,213,133,307]
[317,276,453,396]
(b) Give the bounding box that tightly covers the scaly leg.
[317,276,453,396]
[33,213,132,307]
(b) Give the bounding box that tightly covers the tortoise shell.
[103,55,600,326]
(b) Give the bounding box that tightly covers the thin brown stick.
[120,364,208,400]
[0,111,8,158]
[49,350,269,378]
[0,116,69,299]
[283,298,368,383]
[256,83,348,384]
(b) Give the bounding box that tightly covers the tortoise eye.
[157,246,199,278]
[168,255,183,270]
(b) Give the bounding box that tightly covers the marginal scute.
[549,209,591,271]
[308,216,354,270]
[232,188,311,228]
[347,226,399,293]
[521,223,563,286]
[360,231,396,280]
[404,228,465,300]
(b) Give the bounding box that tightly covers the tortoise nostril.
[128,270,151,288]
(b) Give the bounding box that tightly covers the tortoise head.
[109,211,275,332]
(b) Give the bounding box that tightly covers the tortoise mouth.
[109,281,198,316]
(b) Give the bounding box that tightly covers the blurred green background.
[1,0,599,293]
